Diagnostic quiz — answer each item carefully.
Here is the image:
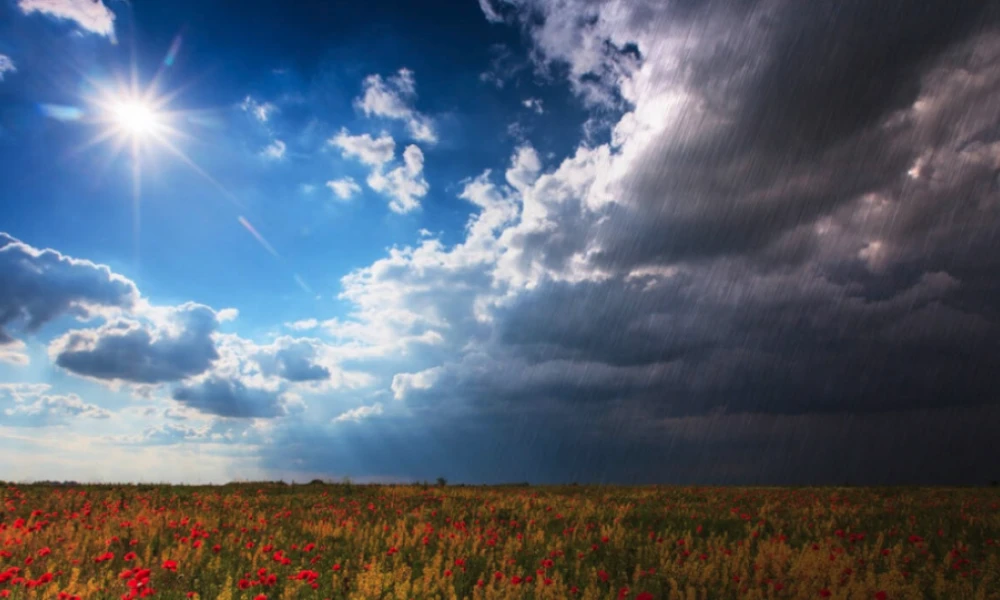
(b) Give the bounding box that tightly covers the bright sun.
[111,99,160,137]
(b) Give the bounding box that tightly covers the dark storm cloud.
[0,232,138,344]
[483,0,1000,409]
[370,0,1000,455]
[53,304,220,384]
[591,0,1000,270]
[496,276,722,367]
[715,0,995,151]
[172,376,288,419]
[260,411,668,485]
[492,0,1000,273]
[186,0,1000,484]
[260,402,1000,485]
[478,257,999,416]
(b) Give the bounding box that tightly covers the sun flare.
[87,81,178,152]
[111,99,160,137]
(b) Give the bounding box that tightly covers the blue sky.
[0,0,584,328]
[2,0,1000,485]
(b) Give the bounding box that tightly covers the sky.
[1,0,999,486]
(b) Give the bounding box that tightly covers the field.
[0,483,998,600]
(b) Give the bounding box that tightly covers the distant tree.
[990,480,998,487]
[309,479,324,485]
[436,477,448,487]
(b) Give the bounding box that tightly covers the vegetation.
[0,483,998,599]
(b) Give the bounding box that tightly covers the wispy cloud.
[478,0,504,23]
[261,139,286,160]
[522,97,544,114]
[17,0,116,38]
[0,339,28,365]
[285,319,319,331]
[241,96,277,123]
[333,402,383,423]
[479,44,527,89]
[326,177,361,200]
[1,383,110,427]
[0,55,16,82]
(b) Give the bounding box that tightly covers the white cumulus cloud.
[331,130,428,213]
[329,129,395,168]
[18,0,115,38]
[366,145,428,214]
[355,68,437,143]
[391,368,442,401]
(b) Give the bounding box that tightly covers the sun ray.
[78,60,307,294]
[150,133,247,210]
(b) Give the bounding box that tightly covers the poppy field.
[0,483,998,600]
